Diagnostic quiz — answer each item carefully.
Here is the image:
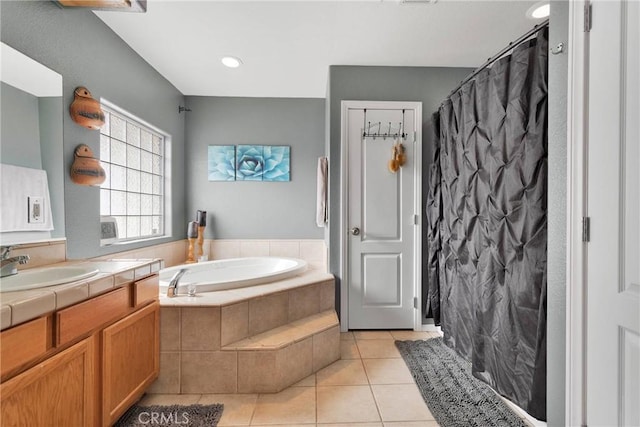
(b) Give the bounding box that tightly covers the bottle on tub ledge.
[196,210,207,262]
[186,221,198,264]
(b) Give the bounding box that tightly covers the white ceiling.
[95,0,545,98]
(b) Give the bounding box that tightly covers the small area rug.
[114,403,224,427]
[395,337,527,427]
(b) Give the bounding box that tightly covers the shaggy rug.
[114,403,224,427]
[395,337,527,427]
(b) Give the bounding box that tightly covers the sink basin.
[0,266,100,292]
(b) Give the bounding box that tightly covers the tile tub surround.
[0,258,162,330]
[93,240,189,268]
[150,273,339,394]
[208,239,328,271]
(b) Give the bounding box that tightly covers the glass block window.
[99,102,166,242]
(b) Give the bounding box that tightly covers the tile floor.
[139,330,535,427]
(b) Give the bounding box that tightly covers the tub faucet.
[167,268,187,297]
[1,246,30,278]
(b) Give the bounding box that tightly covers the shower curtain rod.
[444,19,549,101]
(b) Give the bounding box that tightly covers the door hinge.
[413,297,418,309]
[413,214,419,225]
[582,216,590,242]
[584,3,592,32]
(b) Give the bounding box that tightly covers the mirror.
[0,42,65,244]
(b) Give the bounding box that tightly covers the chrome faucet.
[166,268,187,297]
[1,246,30,278]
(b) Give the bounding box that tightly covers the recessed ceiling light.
[527,2,550,19]
[221,56,242,68]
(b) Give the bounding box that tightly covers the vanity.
[0,258,162,427]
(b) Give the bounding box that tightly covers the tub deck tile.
[224,310,338,351]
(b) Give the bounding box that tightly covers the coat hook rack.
[361,109,406,140]
[178,106,192,114]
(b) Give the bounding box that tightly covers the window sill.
[101,235,169,248]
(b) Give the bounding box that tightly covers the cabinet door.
[102,302,159,426]
[0,337,94,427]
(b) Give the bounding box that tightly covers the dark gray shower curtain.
[426,29,548,420]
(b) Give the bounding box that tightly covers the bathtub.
[159,257,308,294]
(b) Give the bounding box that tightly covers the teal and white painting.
[209,144,290,182]
[236,145,290,182]
[208,145,236,181]
[263,146,290,181]
[236,145,265,181]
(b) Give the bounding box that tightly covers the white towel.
[316,157,328,227]
[0,163,54,232]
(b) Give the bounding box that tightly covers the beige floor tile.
[389,331,434,341]
[198,394,257,426]
[356,340,401,359]
[138,393,202,406]
[341,340,361,359]
[362,358,414,384]
[353,331,394,340]
[371,385,433,422]
[251,425,314,427]
[320,423,383,427]
[251,387,316,425]
[317,385,381,424]
[316,359,368,386]
[383,422,439,427]
[340,332,355,341]
[292,374,316,387]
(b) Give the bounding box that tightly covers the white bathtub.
[159,257,308,294]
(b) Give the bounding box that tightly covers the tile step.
[223,310,338,351]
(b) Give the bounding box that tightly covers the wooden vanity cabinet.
[102,301,159,426]
[0,336,95,427]
[0,272,160,427]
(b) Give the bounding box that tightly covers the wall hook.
[550,42,564,55]
[178,106,192,114]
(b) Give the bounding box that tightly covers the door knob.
[351,227,360,236]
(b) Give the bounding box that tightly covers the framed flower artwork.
[208,145,290,182]
[208,145,236,181]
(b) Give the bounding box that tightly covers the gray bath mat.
[395,337,527,427]
[114,403,224,427]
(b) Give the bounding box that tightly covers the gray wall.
[1,0,186,258]
[326,65,473,313]
[1,82,43,169]
[547,1,569,425]
[184,96,325,239]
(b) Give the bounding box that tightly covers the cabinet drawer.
[56,286,129,346]
[0,316,51,378]
[133,274,158,307]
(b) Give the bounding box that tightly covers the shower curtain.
[426,28,548,420]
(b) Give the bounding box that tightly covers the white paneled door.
[343,102,421,329]
[586,1,640,425]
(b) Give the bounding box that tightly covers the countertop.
[0,258,163,331]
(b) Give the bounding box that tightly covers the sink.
[0,266,100,292]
